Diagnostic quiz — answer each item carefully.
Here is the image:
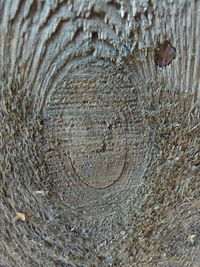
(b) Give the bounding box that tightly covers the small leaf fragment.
[187,234,196,244]
[13,212,26,222]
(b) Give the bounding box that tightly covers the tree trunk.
[1,0,200,266]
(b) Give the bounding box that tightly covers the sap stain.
[154,40,176,67]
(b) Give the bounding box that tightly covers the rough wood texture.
[0,0,200,266]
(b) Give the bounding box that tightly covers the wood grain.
[1,1,200,266]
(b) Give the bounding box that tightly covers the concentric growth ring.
[42,61,151,214]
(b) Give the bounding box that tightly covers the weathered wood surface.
[1,0,200,266]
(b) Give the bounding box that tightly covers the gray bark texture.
[0,0,200,266]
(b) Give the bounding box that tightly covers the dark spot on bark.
[144,10,148,19]
[39,118,45,126]
[134,12,141,21]
[108,124,112,130]
[107,1,121,10]
[154,40,176,68]
[91,31,98,40]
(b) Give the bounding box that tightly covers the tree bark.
[1,0,200,266]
